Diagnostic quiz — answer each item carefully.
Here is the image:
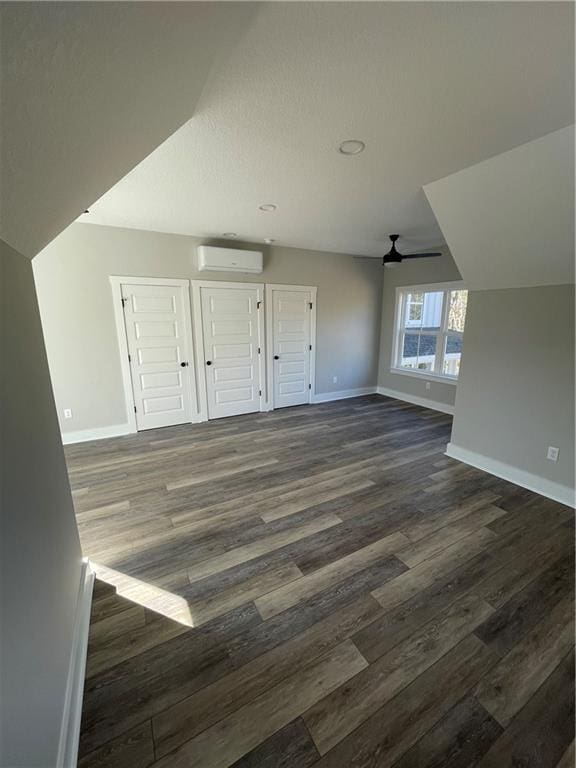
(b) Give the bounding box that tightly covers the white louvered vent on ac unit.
[197,246,263,274]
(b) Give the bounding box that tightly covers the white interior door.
[271,288,314,408]
[199,283,263,419]
[121,282,195,430]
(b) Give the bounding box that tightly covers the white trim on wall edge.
[61,423,133,445]
[57,559,94,768]
[446,442,576,509]
[376,386,454,415]
[312,387,377,404]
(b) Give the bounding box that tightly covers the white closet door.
[121,282,194,430]
[272,289,312,408]
[200,284,263,419]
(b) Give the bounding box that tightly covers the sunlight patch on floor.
[91,562,195,626]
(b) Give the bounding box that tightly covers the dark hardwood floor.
[65,395,575,768]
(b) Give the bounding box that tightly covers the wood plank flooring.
[66,395,575,768]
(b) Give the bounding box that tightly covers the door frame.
[265,283,317,409]
[190,280,267,421]
[110,275,201,432]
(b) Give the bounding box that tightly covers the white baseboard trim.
[312,387,377,404]
[57,559,94,768]
[376,386,455,415]
[446,442,575,508]
[61,423,132,445]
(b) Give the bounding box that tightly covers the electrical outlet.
[333,376,338,384]
[64,408,73,419]
[425,382,431,391]
[547,446,559,462]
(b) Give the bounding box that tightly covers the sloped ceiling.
[81,2,573,258]
[0,2,256,258]
[424,126,575,290]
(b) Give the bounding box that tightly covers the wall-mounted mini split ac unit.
[197,246,263,274]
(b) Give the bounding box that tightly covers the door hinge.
[128,353,131,362]
[258,347,261,354]
[309,384,311,390]
[257,300,262,309]
[259,389,262,396]
[121,297,127,308]
[309,344,312,351]
[309,302,313,309]
[133,405,137,413]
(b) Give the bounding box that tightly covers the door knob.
[180,362,189,367]
[274,355,279,360]
[206,360,212,366]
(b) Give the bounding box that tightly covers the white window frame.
[391,281,466,385]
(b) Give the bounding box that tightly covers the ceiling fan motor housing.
[383,234,402,265]
[382,234,442,266]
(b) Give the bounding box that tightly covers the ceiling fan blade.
[401,252,443,259]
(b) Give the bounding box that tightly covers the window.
[392,283,468,381]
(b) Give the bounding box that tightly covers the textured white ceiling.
[425,126,575,290]
[0,2,256,257]
[84,2,574,258]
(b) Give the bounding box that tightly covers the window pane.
[446,335,462,354]
[404,292,423,328]
[421,292,444,330]
[401,333,438,371]
[443,334,462,376]
[404,290,444,330]
[417,334,437,371]
[448,290,468,332]
[401,333,420,368]
[409,301,422,322]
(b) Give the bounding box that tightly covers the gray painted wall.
[377,248,462,408]
[451,284,575,491]
[34,223,383,434]
[0,239,84,766]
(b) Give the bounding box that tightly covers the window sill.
[389,368,458,386]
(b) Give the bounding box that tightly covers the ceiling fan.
[383,234,442,267]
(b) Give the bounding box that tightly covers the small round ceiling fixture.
[259,204,277,212]
[338,139,366,156]
[264,238,275,244]
[222,232,237,238]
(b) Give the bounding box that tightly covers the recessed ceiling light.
[222,232,237,238]
[259,204,277,212]
[264,238,275,244]
[338,139,366,155]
